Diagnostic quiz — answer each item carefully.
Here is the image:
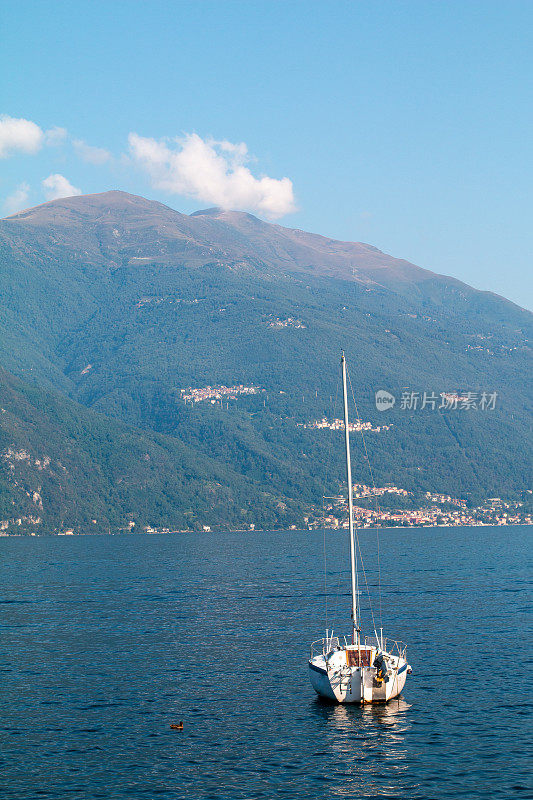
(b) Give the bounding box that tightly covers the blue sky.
[1,0,532,309]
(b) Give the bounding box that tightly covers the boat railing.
[311,635,407,660]
[364,635,407,659]
[310,636,350,659]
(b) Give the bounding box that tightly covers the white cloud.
[3,182,30,215]
[45,126,68,146]
[73,139,111,165]
[42,173,82,201]
[0,115,43,158]
[128,132,296,219]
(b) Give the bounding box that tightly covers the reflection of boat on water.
[309,352,412,704]
[310,698,413,797]
[314,693,411,714]
[313,696,412,730]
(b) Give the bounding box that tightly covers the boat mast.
[341,351,359,644]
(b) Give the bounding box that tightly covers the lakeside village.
[318,485,533,529]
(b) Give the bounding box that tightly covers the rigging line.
[321,375,340,633]
[326,383,356,634]
[352,523,379,642]
[329,561,349,636]
[322,495,327,632]
[346,366,383,634]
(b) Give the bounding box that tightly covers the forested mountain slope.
[0,366,306,532]
[0,192,531,532]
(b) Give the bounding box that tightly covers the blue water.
[1,526,531,800]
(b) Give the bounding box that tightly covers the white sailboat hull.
[309,650,408,704]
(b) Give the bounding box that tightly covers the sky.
[1,0,532,309]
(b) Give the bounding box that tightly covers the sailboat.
[308,352,411,703]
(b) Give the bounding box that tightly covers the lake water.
[1,526,531,800]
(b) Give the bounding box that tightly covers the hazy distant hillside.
[0,192,531,531]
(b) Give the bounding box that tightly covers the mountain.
[0,191,531,533]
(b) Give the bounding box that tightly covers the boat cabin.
[345,647,373,668]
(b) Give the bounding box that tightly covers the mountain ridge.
[4,190,525,309]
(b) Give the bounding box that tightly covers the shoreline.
[0,520,531,538]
